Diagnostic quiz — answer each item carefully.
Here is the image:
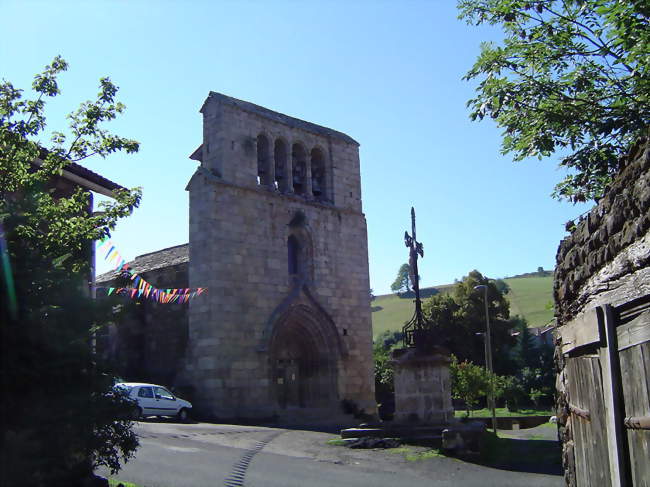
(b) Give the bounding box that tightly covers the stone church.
[98,92,375,421]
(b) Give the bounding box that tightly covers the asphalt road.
[98,421,564,487]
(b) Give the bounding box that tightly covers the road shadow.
[139,416,199,425]
[466,434,562,476]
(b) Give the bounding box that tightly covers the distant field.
[371,284,454,337]
[504,275,554,327]
[371,275,554,339]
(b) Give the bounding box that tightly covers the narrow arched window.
[288,235,300,275]
[292,143,306,195]
[274,139,288,192]
[257,134,270,186]
[311,148,326,201]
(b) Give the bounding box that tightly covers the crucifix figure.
[402,207,431,349]
[404,207,424,297]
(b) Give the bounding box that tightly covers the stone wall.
[391,349,453,424]
[554,133,650,322]
[96,247,189,389]
[554,131,650,486]
[184,93,375,420]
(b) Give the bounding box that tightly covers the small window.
[288,235,300,275]
[138,387,154,398]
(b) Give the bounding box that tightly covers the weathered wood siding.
[565,356,611,486]
[555,130,650,487]
[619,311,650,486]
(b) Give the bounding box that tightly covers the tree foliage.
[390,263,413,294]
[1,57,141,485]
[493,278,510,295]
[459,0,650,203]
[450,355,497,416]
[423,270,516,374]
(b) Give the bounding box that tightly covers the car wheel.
[177,408,190,423]
[131,406,143,421]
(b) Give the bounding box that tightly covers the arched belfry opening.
[292,143,307,195]
[268,305,340,410]
[311,147,327,201]
[257,134,271,186]
[274,139,288,192]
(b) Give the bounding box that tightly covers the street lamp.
[474,284,497,433]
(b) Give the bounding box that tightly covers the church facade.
[99,93,375,421]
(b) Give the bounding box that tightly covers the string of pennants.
[96,238,206,304]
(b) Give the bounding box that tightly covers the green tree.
[450,355,493,417]
[512,316,539,370]
[459,0,650,203]
[424,270,516,374]
[373,330,403,419]
[500,375,527,412]
[1,57,141,485]
[493,278,510,295]
[390,263,413,294]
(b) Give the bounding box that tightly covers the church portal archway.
[268,305,339,410]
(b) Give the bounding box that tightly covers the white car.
[115,382,192,422]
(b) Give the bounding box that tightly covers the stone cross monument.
[391,207,453,424]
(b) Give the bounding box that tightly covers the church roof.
[201,91,359,146]
[96,243,189,283]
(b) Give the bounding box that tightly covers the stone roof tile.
[96,243,188,283]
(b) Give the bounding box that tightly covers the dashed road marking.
[223,431,283,486]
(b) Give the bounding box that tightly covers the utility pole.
[475,284,497,433]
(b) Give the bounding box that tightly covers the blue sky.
[2,0,590,294]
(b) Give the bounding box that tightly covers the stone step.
[341,425,446,440]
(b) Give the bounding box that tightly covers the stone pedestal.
[391,347,453,424]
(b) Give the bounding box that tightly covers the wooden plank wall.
[620,343,650,486]
[566,357,611,486]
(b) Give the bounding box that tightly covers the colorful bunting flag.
[96,238,207,303]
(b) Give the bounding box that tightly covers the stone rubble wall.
[554,133,650,323]
[554,131,650,487]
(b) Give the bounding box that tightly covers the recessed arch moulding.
[183,93,374,421]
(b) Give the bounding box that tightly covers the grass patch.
[371,285,453,338]
[108,480,142,487]
[504,275,554,327]
[388,446,412,454]
[405,449,444,461]
[326,438,347,446]
[454,407,552,418]
[387,445,445,461]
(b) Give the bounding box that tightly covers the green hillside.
[504,274,554,327]
[371,275,554,339]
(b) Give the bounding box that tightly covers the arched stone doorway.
[268,305,340,410]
